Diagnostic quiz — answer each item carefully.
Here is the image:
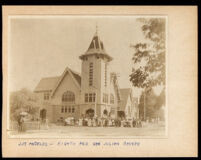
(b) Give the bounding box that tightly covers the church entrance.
[40,109,47,121]
[102,109,108,118]
[85,108,94,118]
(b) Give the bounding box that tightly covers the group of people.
[64,117,143,128]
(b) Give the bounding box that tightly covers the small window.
[72,107,75,113]
[61,106,64,113]
[85,93,96,103]
[93,93,96,102]
[65,106,68,113]
[44,92,50,100]
[89,62,93,86]
[103,93,108,103]
[106,94,108,103]
[85,93,88,102]
[89,93,93,102]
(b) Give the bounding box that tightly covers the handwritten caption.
[18,141,140,147]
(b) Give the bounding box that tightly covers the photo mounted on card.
[7,15,167,138]
[2,6,197,157]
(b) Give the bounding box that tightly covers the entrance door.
[40,109,47,121]
[85,108,94,118]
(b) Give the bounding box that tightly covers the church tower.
[79,27,113,118]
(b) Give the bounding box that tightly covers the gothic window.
[89,62,93,86]
[103,93,108,103]
[110,94,114,104]
[62,91,75,102]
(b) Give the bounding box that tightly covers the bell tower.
[79,27,113,116]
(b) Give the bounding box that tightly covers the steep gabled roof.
[34,76,61,92]
[111,72,121,101]
[34,67,81,94]
[69,68,81,86]
[118,88,132,110]
[51,67,81,97]
[79,32,113,62]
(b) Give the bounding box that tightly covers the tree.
[130,18,166,119]
[139,88,157,119]
[9,88,40,121]
[130,18,165,88]
[138,88,165,121]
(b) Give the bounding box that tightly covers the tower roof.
[79,30,113,61]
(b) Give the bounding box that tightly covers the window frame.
[85,93,88,102]
[65,106,68,113]
[72,106,75,113]
[44,92,50,100]
[61,106,64,113]
[85,93,96,103]
[89,62,93,86]
[62,91,75,102]
[103,93,108,103]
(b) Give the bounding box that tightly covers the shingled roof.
[79,31,113,62]
[69,68,81,86]
[34,76,61,92]
[34,68,81,93]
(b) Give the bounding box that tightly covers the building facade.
[34,30,139,123]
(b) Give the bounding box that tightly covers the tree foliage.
[130,18,166,89]
[9,88,40,121]
[139,88,165,120]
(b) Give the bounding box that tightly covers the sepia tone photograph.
[2,6,197,157]
[7,15,167,138]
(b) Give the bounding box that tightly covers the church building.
[34,29,139,123]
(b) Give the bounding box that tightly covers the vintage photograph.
[7,16,167,138]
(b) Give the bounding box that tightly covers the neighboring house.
[132,97,139,119]
[34,30,139,122]
[118,88,139,120]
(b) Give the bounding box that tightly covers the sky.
[8,16,163,98]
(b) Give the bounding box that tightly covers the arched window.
[62,91,75,102]
[110,94,114,104]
